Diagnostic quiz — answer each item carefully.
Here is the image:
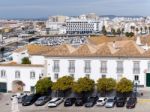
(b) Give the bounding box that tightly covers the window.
[133,61,140,74]
[84,60,91,73]
[1,70,6,78]
[117,61,123,73]
[15,71,20,79]
[53,60,59,72]
[30,71,35,79]
[54,73,59,80]
[102,74,106,78]
[69,60,75,73]
[101,61,107,73]
[134,75,139,81]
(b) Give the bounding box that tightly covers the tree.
[140,27,143,34]
[125,32,134,37]
[145,26,148,34]
[121,28,124,35]
[135,28,139,35]
[148,26,150,34]
[111,28,116,36]
[52,76,74,97]
[97,78,116,96]
[0,47,5,59]
[72,77,95,95]
[35,77,53,94]
[116,78,133,93]
[21,57,31,64]
[117,28,121,36]
[102,25,107,36]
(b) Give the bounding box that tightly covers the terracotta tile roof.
[94,43,113,56]
[113,41,144,57]
[71,44,97,56]
[13,36,150,58]
[44,44,75,57]
[14,44,52,55]
[88,36,134,45]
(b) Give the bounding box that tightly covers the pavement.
[1,88,150,112]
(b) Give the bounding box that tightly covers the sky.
[0,0,150,18]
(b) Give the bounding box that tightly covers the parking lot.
[1,93,150,112]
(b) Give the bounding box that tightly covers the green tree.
[116,78,133,93]
[145,26,148,34]
[97,78,116,96]
[117,28,121,36]
[140,27,143,34]
[52,76,74,96]
[72,77,95,95]
[21,57,31,64]
[135,28,139,34]
[102,25,107,36]
[125,32,134,37]
[35,77,53,94]
[121,28,124,35]
[148,26,150,34]
[111,28,116,36]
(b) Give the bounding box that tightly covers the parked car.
[116,97,127,107]
[85,96,98,107]
[126,97,137,109]
[64,97,76,107]
[96,97,107,106]
[18,94,27,103]
[105,97,116,108]
[35,96,51,106]
[22,94,40,106]
[48,97,64,107]
[75,97,86,106]
[10,95,17,100]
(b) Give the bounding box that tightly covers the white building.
[66,15,100,34]
[1,36,150,92]
[0,64,44,92]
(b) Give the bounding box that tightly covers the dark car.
[35,96,51,106]
[126,97,137,109]
[18,94,27,103]
[85,96,98,107]
[64,97,76,106]
[116,97,127,107]
[22,94,40,106]
[75,97,86,106]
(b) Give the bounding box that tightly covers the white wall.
[46,57,149,86]
[0,66,44,92]
[12,50,29,64]
[30,55,45,65]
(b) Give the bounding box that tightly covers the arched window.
[15,71,20,79]
[1,70,6,78]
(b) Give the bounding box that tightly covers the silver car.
[105,97,116,108]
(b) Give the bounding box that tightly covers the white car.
[96,97,107,106]
[48,97,64,107]
[105,97,116,108]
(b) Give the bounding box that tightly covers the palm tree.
[140,27,143,34]
[145,26,148,34]
[121,28,124,36]
[135,28,139,35]
[148,26,150,34]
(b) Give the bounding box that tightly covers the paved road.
[1,93,150,112]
